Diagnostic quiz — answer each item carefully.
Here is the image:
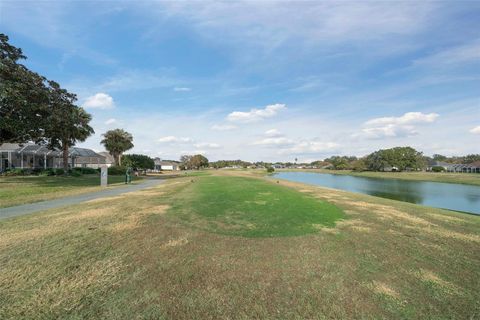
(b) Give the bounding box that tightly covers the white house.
[153,158,180,171]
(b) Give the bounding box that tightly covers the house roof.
[98,152,115,163]
[0,143,103,158]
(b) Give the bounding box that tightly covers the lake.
[274,172,480,215]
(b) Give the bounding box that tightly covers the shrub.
[4,168,25,176]
[108,166,127,175]
[70,170,82,177]
[432,166,445,172]
[55,168,65,176]
[81,167,98,174]
[266,166,275,173]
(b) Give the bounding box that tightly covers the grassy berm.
[0,171,479,319]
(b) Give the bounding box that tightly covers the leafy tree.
[365,146,424,171]
[324,156,357,170]
[45,81,94,172]
[189,154,209,169]
[463,154,480,164]
[180,155,193,170]
[101,129,134,166]
[0,33,50,143]
[432,154,447,161]
[122,154,154,170]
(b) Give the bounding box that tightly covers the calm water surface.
[274,172,480,215]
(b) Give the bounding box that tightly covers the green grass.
[0,174,141,208]
[169,176,344,237]
[283,169,480,186]
[0,171,479,319]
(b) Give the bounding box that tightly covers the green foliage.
[211,160,252,168]
[55,168,64,176]
[101,129,134,166]
[324,156,357,170]
[122,154,154,170]
[181,154,209,169]
[266,166,275,173]
[69,170,82,177]
[0,34,50,143]
[365,146,425,172]
[107,166,127,175]
[431,166,445,172]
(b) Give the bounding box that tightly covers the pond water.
[274,172,480,215]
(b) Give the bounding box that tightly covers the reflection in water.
[274,172,480,215]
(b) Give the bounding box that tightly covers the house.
[98,152,115,167]
[0,143,106,171]
[153,158,180,171]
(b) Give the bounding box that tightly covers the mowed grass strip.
[169,175,344,237]
[0,175,141,208]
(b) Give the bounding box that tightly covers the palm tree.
[101,129,134,166]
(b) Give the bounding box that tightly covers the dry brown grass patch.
[161,237,189,249]
[371,281,400,299]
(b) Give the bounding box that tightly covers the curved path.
[0,179,165,220]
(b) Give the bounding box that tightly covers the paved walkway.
[0,179,165,220]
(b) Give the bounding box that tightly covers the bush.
[431,166,445,172]
[55,168,65,176]
[4,168,25,176]
[266,166,275,173]
[81,167,98,174]
[69,170,82,177]
[108,166,127,175]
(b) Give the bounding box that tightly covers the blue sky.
[1,1,479,162]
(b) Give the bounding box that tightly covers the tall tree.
[45,81,94,172]
[0,33,50,143]
[101,129,134,166]
[190,154,209,169]
[122,154,154,170]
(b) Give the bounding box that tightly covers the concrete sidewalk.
[0,179,165,220]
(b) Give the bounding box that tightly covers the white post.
[21,153,23,168]
[44,154,47,169]
[100,165,108,187]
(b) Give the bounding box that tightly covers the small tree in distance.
[101,129,134,166]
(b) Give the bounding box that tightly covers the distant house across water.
[427,160,480,173]
[0,143,106,171]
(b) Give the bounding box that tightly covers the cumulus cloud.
[104,118,117,125]
[470,126,480,134]
[358,111,439,139]
[211,124,237,131]
[174,87,191,92]
[194,142,222,149]
[253,137,295,147]
[227,103,286,123]
[158,136,193,143]
[264,129,283,137]
[82,93,115,109]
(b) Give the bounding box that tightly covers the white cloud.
[158,136,193,143]
[82,93,115,109]
[104,118,117,125]
[194,142,222,149]
[253,137,295,147]
[470,126,480,134]
[211,124,237,131]
[280,141,339,155]
[173,87,191,92]
[359,112,439,139]
[227,103,286,123]
[264,129,283,137]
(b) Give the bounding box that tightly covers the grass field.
[0,175,141,208]
[1,171,479,319]
[283,169,480,186]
